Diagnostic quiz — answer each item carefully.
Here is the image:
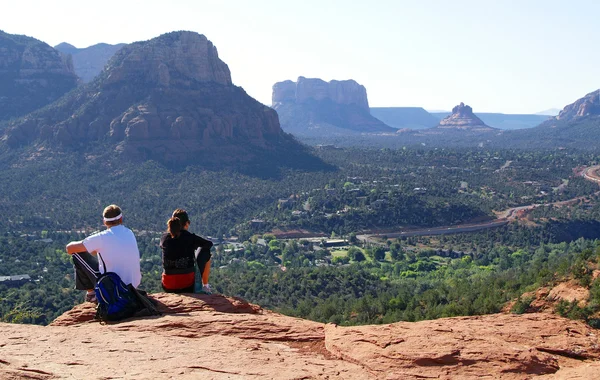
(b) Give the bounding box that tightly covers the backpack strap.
[97,252,107,275]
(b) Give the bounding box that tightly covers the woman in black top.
[159,209,213,293]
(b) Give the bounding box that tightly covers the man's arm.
[66,240,94,255]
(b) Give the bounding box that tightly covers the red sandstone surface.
[1,293,599,379]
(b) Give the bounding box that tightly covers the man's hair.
[172,208,189,226]
[103,204,123,226]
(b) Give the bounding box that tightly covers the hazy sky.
[2,0,598,113]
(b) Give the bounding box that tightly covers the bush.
[510,296,533,314]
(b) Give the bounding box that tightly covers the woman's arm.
[192,234,213,250]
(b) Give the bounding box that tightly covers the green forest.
[1,146,600,327]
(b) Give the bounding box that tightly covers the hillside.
[0,30,78,121]
[1,293,599,379]
[55,41,125,82]
[495,90,600,150]
[273,77,395,136]
[0,31,325,171]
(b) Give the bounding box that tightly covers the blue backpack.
[94,254,139,322]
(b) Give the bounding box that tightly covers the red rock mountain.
[1,293,599,379]
[272,77,395,136]
[273,77,370,110]
[555,89,600,121]
[1,32,313,167]
[0,30,79,121]
[435,102,496,131]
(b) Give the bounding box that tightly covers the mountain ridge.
[0,30,79,121]
[1,31,325,172]
[55,41,126,83]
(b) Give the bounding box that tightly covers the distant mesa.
[55,42,126,83]
[0,30,78,121]
[272,77,395,136]
[534,108,561,116]
[1,31,321,169]
[434,102,496,131]
[273,77,370,110]
[370,107,439,130]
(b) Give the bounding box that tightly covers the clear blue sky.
[2,0,598,113]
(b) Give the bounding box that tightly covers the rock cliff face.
[104,32,232,87]
[0,30,78,121]
[436,102,495,131]
[55,42,125,83]
[1,32,313,167]
[1,293,599,379]
[499,90,600,150]
[555,90,600,121]
[272,77,394,136]
[273,76,369,110]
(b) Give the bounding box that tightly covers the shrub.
[510,296,533,314]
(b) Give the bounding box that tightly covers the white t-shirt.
[83,225,142,287]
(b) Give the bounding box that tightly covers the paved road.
[358,166,600,242]
[583,165,600,183]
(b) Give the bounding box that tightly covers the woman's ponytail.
[167,217,182,238]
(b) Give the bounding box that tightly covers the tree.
[348,233,358,245]
[390,242,403,261]
[263,234,276,243]
[348,247,365,262]
[373,246,386,261]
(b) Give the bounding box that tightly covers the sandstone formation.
[272,77,394,136]
[55,42,125,83]
[273,77,369,110]
[497,89,600,150]
[0,30,78,121]
[435,102,495,131]
[555,90,600,121]
[1,293,599,379]
[1,32,315,168]
[431,111,550,130]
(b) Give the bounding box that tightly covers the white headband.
[103,213,122,222]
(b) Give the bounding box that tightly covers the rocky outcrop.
[55,42,125,83]
[104,32,232,87]
[556,90,600,121]
[273,76,369,110]
[1,31,316,167]
[1,293,599,379]
[0,30,78,121]
[436,102,495,131]
[497,90,600,150]
[272,77,394,136]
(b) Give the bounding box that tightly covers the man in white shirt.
[66,204,142,303]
